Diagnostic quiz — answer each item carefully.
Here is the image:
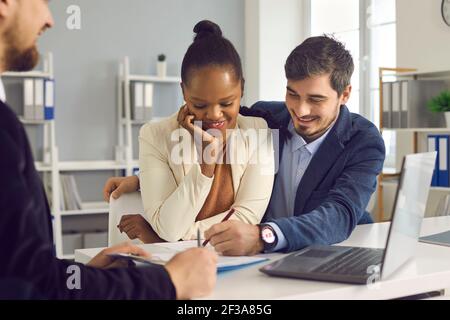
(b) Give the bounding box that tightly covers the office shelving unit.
[3,54,122,259]
[57,57,182,258]
[117,56,181,176]
[377,67,450,222]
[2,55,182,259]
[1,53,67,257]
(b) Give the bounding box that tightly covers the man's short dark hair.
[285,35,354,96]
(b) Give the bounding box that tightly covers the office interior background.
[3,0,450,259]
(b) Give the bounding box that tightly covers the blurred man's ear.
[339,85,352,105]
[0,0,15,18]
[0,0,14,20]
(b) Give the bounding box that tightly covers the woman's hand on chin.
[177,105,221,177]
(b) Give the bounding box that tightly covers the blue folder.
[428,135,439,187]
[438,135,450,187]
[44,79,55,120]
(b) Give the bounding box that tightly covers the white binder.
[34,79,44,120]
[23,78,35,120]
[391,82,401,128]
[382,82,392,128]
[132,82,144,121]
[144,82,153,121]
[400,81,408,128]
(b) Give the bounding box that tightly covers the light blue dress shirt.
[265,120,334,252]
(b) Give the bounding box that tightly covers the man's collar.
[288,120,335,155]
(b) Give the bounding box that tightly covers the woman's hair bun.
[193,20,222,41]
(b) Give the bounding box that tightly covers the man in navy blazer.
[204,36,385,255]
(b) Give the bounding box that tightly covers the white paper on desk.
[154,240,203,252]
[150,252,267,269]
[147,241,268,271]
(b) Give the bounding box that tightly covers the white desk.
[75,216,450,300]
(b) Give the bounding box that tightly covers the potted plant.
[427,90,450,127]
[157,54,167,78]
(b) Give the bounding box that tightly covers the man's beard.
[295,102,340,142]
[3,26,40,72]
[4,45,39,72]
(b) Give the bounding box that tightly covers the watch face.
[443,0,450,26]
[261,227,276,244]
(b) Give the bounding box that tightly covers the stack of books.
[59,174,83,211]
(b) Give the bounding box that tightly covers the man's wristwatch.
[258,223,278,252]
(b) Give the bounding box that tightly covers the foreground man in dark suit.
[0,0,216,299]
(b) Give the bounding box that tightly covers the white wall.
[397,0,450,71]
[244,0,307,106]
[244,0,261,106]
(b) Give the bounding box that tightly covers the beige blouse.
[139,112,275,242]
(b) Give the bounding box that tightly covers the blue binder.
[44,79,55,120]
[438,135,450,187]
[428,135,439,187]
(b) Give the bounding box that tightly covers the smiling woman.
[122,20,275,243]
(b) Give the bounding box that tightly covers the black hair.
[285,35,354,96]
[181,20,244,87]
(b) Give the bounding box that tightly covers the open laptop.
[260,152,437,285]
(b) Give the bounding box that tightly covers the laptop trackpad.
[276,246,351,272]
[298,248,338,258]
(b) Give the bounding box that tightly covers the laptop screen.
[381,152,437,279]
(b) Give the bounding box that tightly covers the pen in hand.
[202,208,235,247]
[197,228,201,248]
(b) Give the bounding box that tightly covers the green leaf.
[427,90,450,113]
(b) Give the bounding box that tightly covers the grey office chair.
[108,192,145,246]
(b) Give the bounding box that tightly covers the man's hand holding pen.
[204,220,264,256]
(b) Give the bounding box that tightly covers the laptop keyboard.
[312,247,384,276]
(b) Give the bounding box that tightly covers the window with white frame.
[310,0,396,126]
[367,0,397,127]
